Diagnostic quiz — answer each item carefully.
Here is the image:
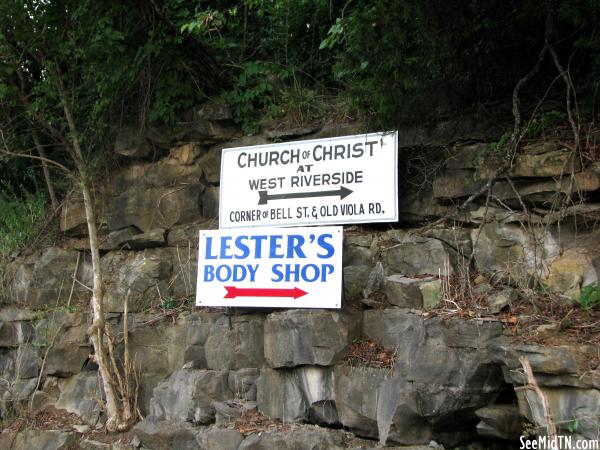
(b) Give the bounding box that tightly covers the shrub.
[0,186,47,256]
[578,283,600,310]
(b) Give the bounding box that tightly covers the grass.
[0,187,47,256]
[578,283,600,310]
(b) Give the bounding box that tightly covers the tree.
[0,0,133,431]
[0,0,223,431]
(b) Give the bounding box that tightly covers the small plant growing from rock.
[578,283,600,310]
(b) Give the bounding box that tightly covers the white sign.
[219,131,398,228]
[196,226,343,308]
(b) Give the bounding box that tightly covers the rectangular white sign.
[219,131,398,228]
[196,226,343,308]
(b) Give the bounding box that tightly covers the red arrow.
[224,286,308,299]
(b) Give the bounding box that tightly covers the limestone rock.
[398,189,467,224]
[204,315,265,370]
[423,227,473,258]
[167,221,210,246]
[471,223,559,284]
[522,141,562,155]
[228,368,260,401]
[108,226,140,248]
[133,417,199,450]
[115,160,204,190]
[37,311,90,377]
[384,275,426,309]
[175,114,239,143]
[446,143,488,170]
[202,186,220,218]
[263,309,358,368]
[362,309,424,349]
[0,308,38,322]
[384,275,443,310]
[0,320,34,347]
[383,232,457,276]
[333,365,388,439]
[397,114,506,147]
[195,146,222,184]
[544,231,600,298]
[343,231,376,266]
[146,159,205,185]
[117,228,167,250]
[127,312,213,413]
[362,310,505,445]
[55,371,102,425]
[257,366,336,423]
[44,345,90,377]
[59,197,88,237]
[484,288,517,313]
[420,279,443,310]
[238,429,346,450]
[114,126,152,158]
[166,143,203,165]
[343,265,373,301]
[10,247,91,309]
[492,343,579,377]
[193,102,233,122]
[433,170,484,199]
[1,346,39,380]
[149,368,231,424]
[310,122,362,139]
[197,428,244,450]
[1,377,37,408]
[212,400,256,426]
[519,171,600,198]
[517,386,600,441]
[265,127,318,140]
[107,185,204,233]
[0,430,76,450]
[510,149,580,177]
[102,249,172,312]
[475,404,522,440]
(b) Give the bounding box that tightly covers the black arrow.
[258,186,353,205]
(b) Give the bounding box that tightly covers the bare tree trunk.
[31,130,58,211]
[56,73,125,432]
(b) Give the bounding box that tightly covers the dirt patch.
[342,338,395,369]
[229,410,293,435]
[1,407,83,433]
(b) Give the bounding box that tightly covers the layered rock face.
[1,114,599,449]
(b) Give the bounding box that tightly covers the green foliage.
[180,0,336,130]
[522,111,567,139]
[160,297,179,310]
[578,283,600,310]
[0,185,47,256]
[319,18,344,50]
[490,131,513,160]
[566,418,580,433]
[270,79,324,126]
[483,110,568,170]
[319,0,600,128]
[223,62,278,134]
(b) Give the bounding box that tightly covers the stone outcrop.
[10,247,91,309]
[263,309,359,368]
[149,368,231,424]
[2,121,600,449]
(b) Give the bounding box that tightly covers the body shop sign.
[196,226,342,308]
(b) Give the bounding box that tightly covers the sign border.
[195,226,343,309]
[218,131,398,229]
